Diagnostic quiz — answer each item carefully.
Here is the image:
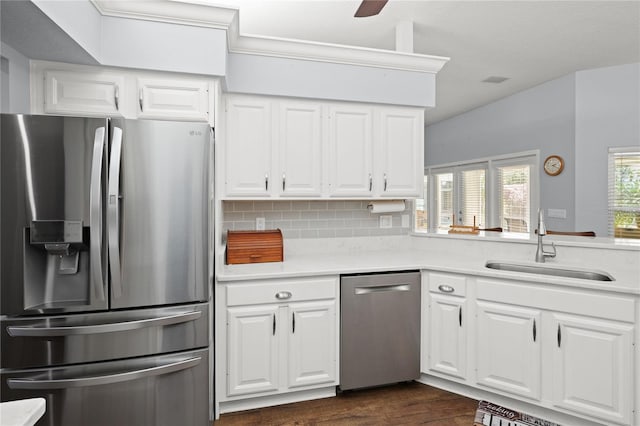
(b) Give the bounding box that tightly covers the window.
[496,163,531,233]
[415,152,537,235]
[608,149,640,239]
[415,175,429,231]
[435,172,453,230]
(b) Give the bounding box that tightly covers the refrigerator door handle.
[90,127,106,301]
[6,310,202,337]
[7,356,201,390]
[108,126,124,298]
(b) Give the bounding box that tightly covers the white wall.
[425,73,576,231]
[0,42,31,113]
[575,63,640,236]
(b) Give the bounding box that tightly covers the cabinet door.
[375,107,423,197]
[552,313,633,425]
[137,77,209,121]
[328,105,373,197]
[288,300,337,388]
[225,96,273,197]
[227,305,279,396]
[44,70,124,116]
[428,294,466,379]
[476,301,541,400]
[278,101,323,197]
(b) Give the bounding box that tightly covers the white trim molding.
[91,0,450,74]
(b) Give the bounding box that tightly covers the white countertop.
[0,399,45,426]
[217,248,640,295]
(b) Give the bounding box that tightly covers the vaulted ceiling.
[202,0,640,124]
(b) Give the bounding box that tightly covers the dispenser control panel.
[30,220,83,244]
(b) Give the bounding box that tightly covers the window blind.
[497,164,530,233]
[459,168,486,228]
[608,150,640,238]
[435,173,453,230]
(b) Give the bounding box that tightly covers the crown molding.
[91,0,239,30]
[90,0,449,74]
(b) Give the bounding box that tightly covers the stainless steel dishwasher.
[340,270,421,390]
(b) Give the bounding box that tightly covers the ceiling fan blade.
[354,0,389,17]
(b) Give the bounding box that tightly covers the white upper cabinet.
[34,62,215,122]
[136,77,209,121]
[327,104,374,197]
[224,96,324,198]
[278,101,323,197]
[375,107,424,197]
[224,96,273,197]
[222,94,424,199]
[44,70,124,116]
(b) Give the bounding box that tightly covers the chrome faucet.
[535,209,556,263]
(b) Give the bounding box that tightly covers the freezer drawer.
[1,348,209,426]
[1,303,208,369]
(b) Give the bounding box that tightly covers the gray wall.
[0,42,31,113]
[101,17,227,76]
[226,53,436,107]
[575,63,640,236]
[425,73,576,231]
[13,1,436,108]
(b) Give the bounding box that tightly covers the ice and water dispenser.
[23,220,92,311]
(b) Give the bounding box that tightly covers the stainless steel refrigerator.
[0,114,211,426]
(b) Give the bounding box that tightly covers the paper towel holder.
[367,200,406,214]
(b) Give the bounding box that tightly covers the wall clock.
[543,155,564,176]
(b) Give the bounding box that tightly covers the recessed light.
[482,76,509,83]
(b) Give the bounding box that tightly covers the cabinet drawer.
[428,272,467,296]
[226,277,337,306]
[477,279,635,322]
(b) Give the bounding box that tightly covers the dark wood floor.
[214,382,478,425]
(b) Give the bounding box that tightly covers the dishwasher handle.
[354,284,410,295]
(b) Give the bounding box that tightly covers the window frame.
[416,150,539,235]
[608,147,640,238]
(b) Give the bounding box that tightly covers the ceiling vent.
[482,76,509,84]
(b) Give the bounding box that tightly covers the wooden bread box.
[226,229,283,265]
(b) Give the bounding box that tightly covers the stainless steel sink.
[485,261,614,281]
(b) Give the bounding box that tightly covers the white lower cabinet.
[288,301,337,388]
[426,272,467,380]
[552,313,634,425]
[475,301,541,400]
[227,304,279,396]
[423,273,636,426]
[224,277,338,401]
[472,278,635,426]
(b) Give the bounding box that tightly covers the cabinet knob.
[438,284,455,293]
[275,291,292,300]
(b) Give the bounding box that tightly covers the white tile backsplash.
[222,200,410,239]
